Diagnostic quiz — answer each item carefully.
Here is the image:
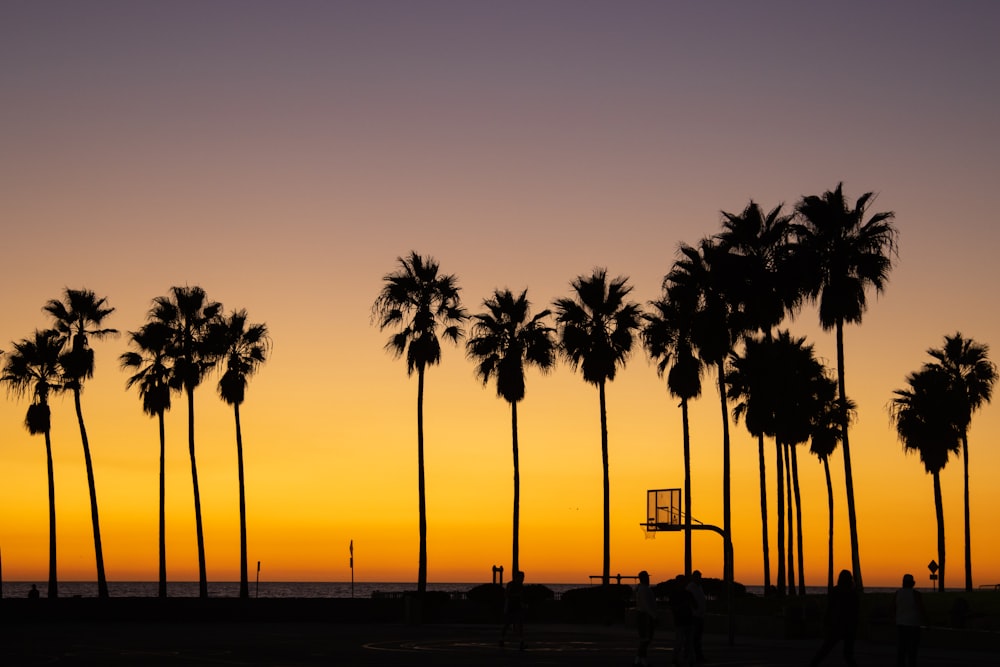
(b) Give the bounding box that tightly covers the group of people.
[634,569,706,666]
[809,569,926,667]
[502,567,927,666]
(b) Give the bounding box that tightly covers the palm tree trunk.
[962,434,972,592]
[716,364,733,585]
[511,400,520,577]
[599,380,610,587]
[236,402,249,599]
[836,321,863,591]
[792,445,805,595]
[757,434,770,594]
[73,389,109,599]
[187,387,208,598]
[933,470,945,592]
[784,442,795,597]
[823,457,834,593]
[775,440,785,596]
[158,410,167,599]
[416,366,427,596]
[682,399,692,577]
[44,429,58,599]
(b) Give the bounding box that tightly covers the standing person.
[895,573,924,666]
[668,574,695,666]
[634,570,658,666]
[686,570,707,664]
[810,569,859,666]
[500,570,525,650]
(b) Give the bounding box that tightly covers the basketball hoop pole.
[643,488,735,646]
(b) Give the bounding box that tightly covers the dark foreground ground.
[2,619,998,666]
[0,597,996,666]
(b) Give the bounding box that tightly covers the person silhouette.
[809,569,859,666]
[895,573,924,666]
[686,570,707,663]
[28,584,40,600]
[634,570,658,666]
[499,570,525,650]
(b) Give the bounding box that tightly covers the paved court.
[2,620,997,666]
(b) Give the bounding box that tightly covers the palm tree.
[372,252,467,595]
[793,182,898,590]
[2,330,64,598]
[211,309,271,599]
[889,365,963,592]
[718,201,799,594]
[643,295,703,576]
[147,286,222,598]
[665,239,747,585]
[809,380,853,593]
[554,269,642,586]
[121,321,174,598]
[466,289,555,578]
[926,333,995,592]
[44,288,117,599]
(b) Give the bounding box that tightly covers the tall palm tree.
[793,182,898,591]
[2,330,64,598]
[211,309,271,599]
[554,269,642,586]
[372,252,467,595]
[665,239,747,585]
[121,321,174,598]
[718,201,799,594]
[147,286,222,598]
[809,379,852,593]
[466,289,555,578]
[44,288,117,599]
[926,333,995,592]
[889,365,963,592]
[643,295,703,576]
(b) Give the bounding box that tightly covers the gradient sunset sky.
[2,1,999,590]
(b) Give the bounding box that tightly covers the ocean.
[1,581,886,599]
[0,581,585,599]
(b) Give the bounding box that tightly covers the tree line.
[1,286,270,599]
[373,182,995,598]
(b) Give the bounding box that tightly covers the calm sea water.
[2,581,886,599]
[0,581,585,599]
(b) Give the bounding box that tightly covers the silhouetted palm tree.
[794,182,898,591]
[373,252,467,595]
[809,380,852,593]
[926,333,995,592]
[148,286,222,598]
[121,322,174,598]
[554,269,642,586]
[44,288,117,599]
[718,201,799,594]
[212,309,271,599]
[889,365,963,592]
[466,289,555,578]
[643,295,703,576]
[2,330,64,598]
[666,239,747,585]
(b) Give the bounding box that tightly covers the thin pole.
[256,561,260,599]
[350,540,355,598]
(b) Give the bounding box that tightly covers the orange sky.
[2,2,999,591]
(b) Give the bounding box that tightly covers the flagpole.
[349,540,354,598]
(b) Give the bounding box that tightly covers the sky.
[2,1,999,591]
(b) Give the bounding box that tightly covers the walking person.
[499,570,525,650]
[895,573,925,666]
[668,574,695,666]
[634,570,658,666]
[685,570,707,664]
[809,569,859,666]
